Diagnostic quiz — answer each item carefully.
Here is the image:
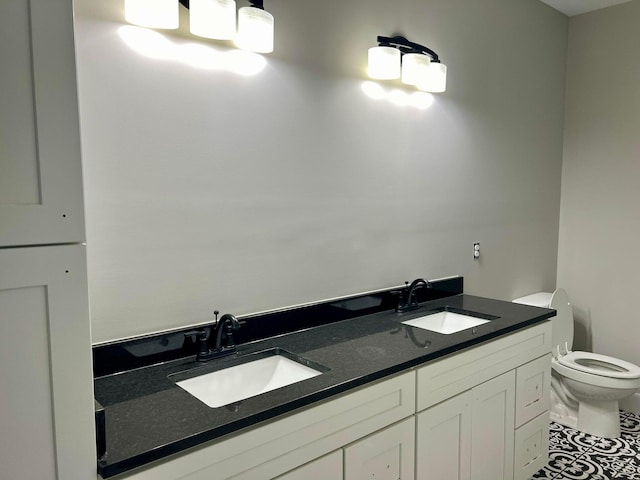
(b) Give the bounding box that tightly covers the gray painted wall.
[558,1,640,364]
[74,0,568,343]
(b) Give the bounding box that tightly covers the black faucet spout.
[396,278,433,313]
[214,313,243,351]
[185,313,244,362]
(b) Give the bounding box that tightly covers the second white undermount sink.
[402,309,495,334]
[173,349,325,408]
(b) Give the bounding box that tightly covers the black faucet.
[184,311,244,362]
[396,278,433,313]
[213,313,243,352]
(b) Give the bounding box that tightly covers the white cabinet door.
[0,0,85,246]
[276,451,343,480]
[0,245,95,480]
[470,371,516,480]
[345,417,415,480]
[417,371,516,480]
[416,390,472,480]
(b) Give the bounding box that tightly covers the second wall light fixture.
[124,0,274,53]
[368,35,447,93]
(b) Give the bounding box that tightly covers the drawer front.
[515,354,551,427]
[416,322,552,411]
[514,411,550,480]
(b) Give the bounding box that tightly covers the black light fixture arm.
[377,35,441,63]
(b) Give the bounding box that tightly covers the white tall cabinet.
[0,1,96,479]
[0,245,95,479]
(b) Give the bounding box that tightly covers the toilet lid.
[557,351,640,379]
[550,288,574,351]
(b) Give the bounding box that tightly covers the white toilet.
[513,288,640,438]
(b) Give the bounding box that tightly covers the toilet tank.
[513,289,574,351]
[513,292,553,308]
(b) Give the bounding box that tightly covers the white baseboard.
[620,393,640,414]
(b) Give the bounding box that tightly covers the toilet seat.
[557,351,640,379]
[552,357,640,391]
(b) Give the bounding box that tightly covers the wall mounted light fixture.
[368,35,447,93]
[236,0,274,53]
[189,0,237,40]
[124,0,179,29]
[124,0,274,53]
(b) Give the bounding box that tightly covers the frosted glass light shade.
[124,0,179,29]
[236,6,274,53]
[401,53,431,86]
[368,46,400,80]
[418,63,448,93]
[190,0,236,40]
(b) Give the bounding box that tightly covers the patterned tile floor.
[532,411,640,479]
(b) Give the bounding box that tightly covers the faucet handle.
[395,283,408,312]
[184,328,210,342]
[184,328,212,360]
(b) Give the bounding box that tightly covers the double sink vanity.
[94,277,555,480]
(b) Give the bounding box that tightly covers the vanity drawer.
[515,354,551,427]
[514,411,550,480]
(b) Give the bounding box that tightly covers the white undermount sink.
[174,350,324,408]
[402,309,492,334]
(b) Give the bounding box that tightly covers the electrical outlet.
[473,242,480,260]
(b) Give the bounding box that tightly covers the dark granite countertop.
[95,293,554,478]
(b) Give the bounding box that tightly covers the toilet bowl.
[513,289,640,438]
